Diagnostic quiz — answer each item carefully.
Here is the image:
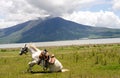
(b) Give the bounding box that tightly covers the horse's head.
[19,44,28,55]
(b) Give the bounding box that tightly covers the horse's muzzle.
[19,52,22,55]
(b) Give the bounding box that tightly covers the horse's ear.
[24,44,27,47]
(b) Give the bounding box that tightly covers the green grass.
[0,44,120,78]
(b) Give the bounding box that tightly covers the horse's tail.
[61,69,69,72]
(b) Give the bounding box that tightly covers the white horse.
[19,44,65,72]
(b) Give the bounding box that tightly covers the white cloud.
[112,0,120,11]
[0,0,120,29]
[0,0,48,28]
[0,20,17,28]
[62,11,120,28]
[26,0,96,16]
[0,0,97,28]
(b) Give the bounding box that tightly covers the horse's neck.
[29,48,35,54]
[28,47,41,54]
[27,44,41,54]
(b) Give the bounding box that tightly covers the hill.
[0,17,120,44]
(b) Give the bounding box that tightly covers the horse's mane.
[28,43,40,52]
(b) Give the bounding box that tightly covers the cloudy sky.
[0,0,120,29]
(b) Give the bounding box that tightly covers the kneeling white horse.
[19,44,64,72]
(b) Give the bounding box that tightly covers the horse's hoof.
[43,68,48,71]
[27,69,29,72]
[30,71,34,73]
[27,69,33,73]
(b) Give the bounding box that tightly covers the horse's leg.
[27,60,37,72]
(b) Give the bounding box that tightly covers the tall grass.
[0,44,120,78]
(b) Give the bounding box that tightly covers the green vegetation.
[0,44,120,78]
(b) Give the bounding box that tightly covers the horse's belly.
[49,59,63,72]
[32,52,40,61]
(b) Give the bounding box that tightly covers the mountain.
[0,17,120,44]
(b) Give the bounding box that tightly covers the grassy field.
[0,44,120,78]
